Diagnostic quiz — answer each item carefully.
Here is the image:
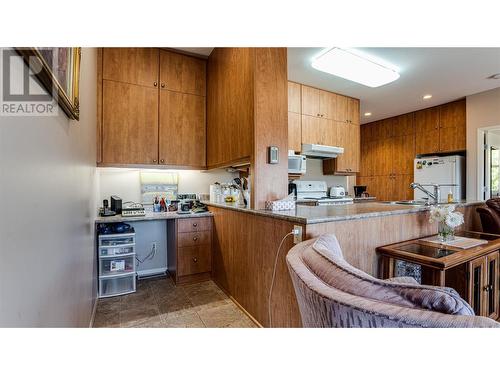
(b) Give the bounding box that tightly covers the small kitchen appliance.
[294,180,353,206]
[329,185,346,198]
[288,152,307,174]
[353,185,367,198]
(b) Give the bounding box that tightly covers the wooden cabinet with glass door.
[377,232,500,319]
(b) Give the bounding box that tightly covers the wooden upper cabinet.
[439,99,466,128]
[160,50,206,96]
[438,99,466,152]
[102,80,159,164]
[288,112,301,152]
[301,114,321,144]
[288,82,301,113]
[301,85,320,117]
[324,122,359,174]
[416,129,440,155]
[159,91,206,167]
[103,48,159,88]
[334,94,349,122]
[415,106,440,133]
[319,90,336,119]
[393,113,415,137]
[347,97,360,124]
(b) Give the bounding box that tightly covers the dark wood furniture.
[167,216,212,284]
[377,231,500,319]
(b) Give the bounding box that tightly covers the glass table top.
[395,243,456,259]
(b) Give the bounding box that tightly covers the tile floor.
[93,277,258,328]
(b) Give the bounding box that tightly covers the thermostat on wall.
[268,146,279,164]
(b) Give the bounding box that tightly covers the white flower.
[429,205,463,227]
[445,211,464,228]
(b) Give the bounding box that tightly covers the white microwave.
[288,154,306,174]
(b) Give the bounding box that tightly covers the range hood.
[301,144,344,159]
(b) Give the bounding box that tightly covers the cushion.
[304,234,474,316]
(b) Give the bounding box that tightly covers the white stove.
[294,180,353,206]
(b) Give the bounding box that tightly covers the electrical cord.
[136,243,157,264]
[268,230,297,328]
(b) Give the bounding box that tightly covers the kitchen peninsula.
[205,200,484,327]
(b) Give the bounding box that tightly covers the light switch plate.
[268,146,279,164]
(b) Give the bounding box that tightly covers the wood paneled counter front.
[206,201,485,327]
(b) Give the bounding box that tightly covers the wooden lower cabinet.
[159,90,206,168]
[168,217,212,284]
[102,80,159,165]
[468,252,499,319]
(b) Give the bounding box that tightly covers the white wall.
[97,167,237,206]
[466,87,500,200]
[0,48,97,327]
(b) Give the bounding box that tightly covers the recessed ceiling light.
[364,112,372,117]
[423,94,432,100]
[488,73,500,79]
[311,47,400,88]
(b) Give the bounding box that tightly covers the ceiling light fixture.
[423,94,432,100]
[311,47,400,88]
[364,112,372,117]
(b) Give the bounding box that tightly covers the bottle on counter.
[447,190,454,203]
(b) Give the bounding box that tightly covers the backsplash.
[97,167,238,207]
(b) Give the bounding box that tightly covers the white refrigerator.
[413,155,465,203]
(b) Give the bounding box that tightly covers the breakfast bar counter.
[203,200,483,224]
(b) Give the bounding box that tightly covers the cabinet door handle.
[154,82,158,87]
[192,223,198,227]
[193,257,198,263]
[193,236,198,242]
[153,159,157,163]
[161,83,165,88]
[317,113,321,117]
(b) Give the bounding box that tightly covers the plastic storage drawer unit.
[98,229,136,298]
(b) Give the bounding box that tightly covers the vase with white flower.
[429,205,464,242]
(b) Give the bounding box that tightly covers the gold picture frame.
[15,47,81,120]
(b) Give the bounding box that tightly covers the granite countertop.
[203,200,484,225]
[95,210,213,223]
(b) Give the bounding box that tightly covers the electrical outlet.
[293,225,303,244]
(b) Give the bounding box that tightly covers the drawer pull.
[193,223,198,227]
[193,236,198,241]
[193,257,198,263]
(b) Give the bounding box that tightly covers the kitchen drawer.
[177,217,211,233]
[99,255,135,277]
[100,245,135,257]
[177,230,211,247]
[99,274,136,298]
[99,233,135,247]
[177,245,211,276]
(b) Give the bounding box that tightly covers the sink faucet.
[410,182,440,204]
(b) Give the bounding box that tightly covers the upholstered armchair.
[477,198,500,234]
[286,235,500,328]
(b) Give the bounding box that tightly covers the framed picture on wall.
[15,47,81,120]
